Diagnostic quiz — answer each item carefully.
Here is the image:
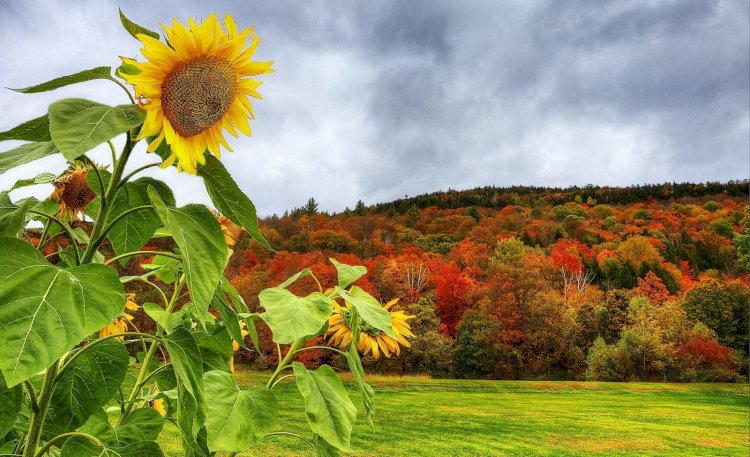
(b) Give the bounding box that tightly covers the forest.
[48,180,749,382]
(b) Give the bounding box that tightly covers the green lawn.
[161,371,749,457]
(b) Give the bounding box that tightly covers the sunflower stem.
[81,155,106,208]
[81,134,135,264]
[27,210,80,265]
[107,75,136,105]
[266,339,304,389]
[119,275,185,423]
[117,162,161,190]
[104,250,180,266]
[22,361,59,457]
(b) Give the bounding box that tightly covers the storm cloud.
[0,0,747,214]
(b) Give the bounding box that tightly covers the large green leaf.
[119,9,160,40]
[0,376,21,437]
[334,286,394,337]
[259,289,333,344]
[49,98,145,160]
[0,141,58,174]
[211,287,246,350]
[12,67,112,93]
[45,340,129,436]
[293,363,356,451]
[0,198,34,237]
[149,188,227,324]
[193,326,233,373]
[203,370,276,452]
[0,237,125,386]
[198,154,273,251]
[220,278,260,351]
[0,114,51,142]
[330,258,366,289]
[163,327,205,426]
[89,175,174,262]
[60,407,164,457]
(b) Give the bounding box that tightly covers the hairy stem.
[81,133,135,264]
[27,210,80,264]
[22,361,59,457]
[120,275,185,423]
[266,339,304,389]
[33,432,103,457]
[104,249,179,266]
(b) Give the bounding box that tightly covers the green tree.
[403,298,453,377]
[683,281,749,354]
[453,310,522,379]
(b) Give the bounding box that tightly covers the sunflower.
[99,293,141,341]
[327,298,414,359]
[229,321,250,373]
[50,164,96,220]
[123,14,274,174]
[151,398,167,417]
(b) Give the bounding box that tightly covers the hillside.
[203,180,747,381]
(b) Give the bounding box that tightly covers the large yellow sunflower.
[327,298,414,359]
[123,14,273,174]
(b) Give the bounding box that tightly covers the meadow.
[161,371,749,457]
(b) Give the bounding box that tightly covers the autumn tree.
[683,280,749,354]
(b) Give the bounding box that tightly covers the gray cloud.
[0,0,746,215]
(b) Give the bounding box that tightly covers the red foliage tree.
[434,262,474,336]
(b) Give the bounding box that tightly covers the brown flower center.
[58,170,95,210]
[161,56,237,137]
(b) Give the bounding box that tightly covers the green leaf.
[220,278,261,351]
[314,435,341,457]
[334,286,394,338]
[212,288,246,350]
[0,141,58,174]
[346,312,375,426]
[0,376,21,437]
[163,327,205,426]
[203,370,276,452]
[116,58,141,79]
[259,289,334,344]
[277,267,314,289]
[49,98,145,161]
[143,302,185,334]
[149,188,227,325]
[293,363,356,451]
[45,340,129,436]
[193,326,233,373]
[103,177,174,262]
[198,154,273,251]
[0,198,34,237]
[0,237,125,386]
[0,114,51,142]
[330,258,366,289]
[11,67,112,93]
[60,407,165,457]
[7,172,56,191]
[119,9,160,40]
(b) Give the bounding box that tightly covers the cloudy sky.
[0,0,747,215]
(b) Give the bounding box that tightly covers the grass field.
[161,371,749,457]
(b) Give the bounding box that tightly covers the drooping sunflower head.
[123,14,273,174]
[151,398,167,417]
[327,298,414,359]
[98,293,141,341]
[50,164,96,221]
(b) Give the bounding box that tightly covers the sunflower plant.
[0,11,406,457]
